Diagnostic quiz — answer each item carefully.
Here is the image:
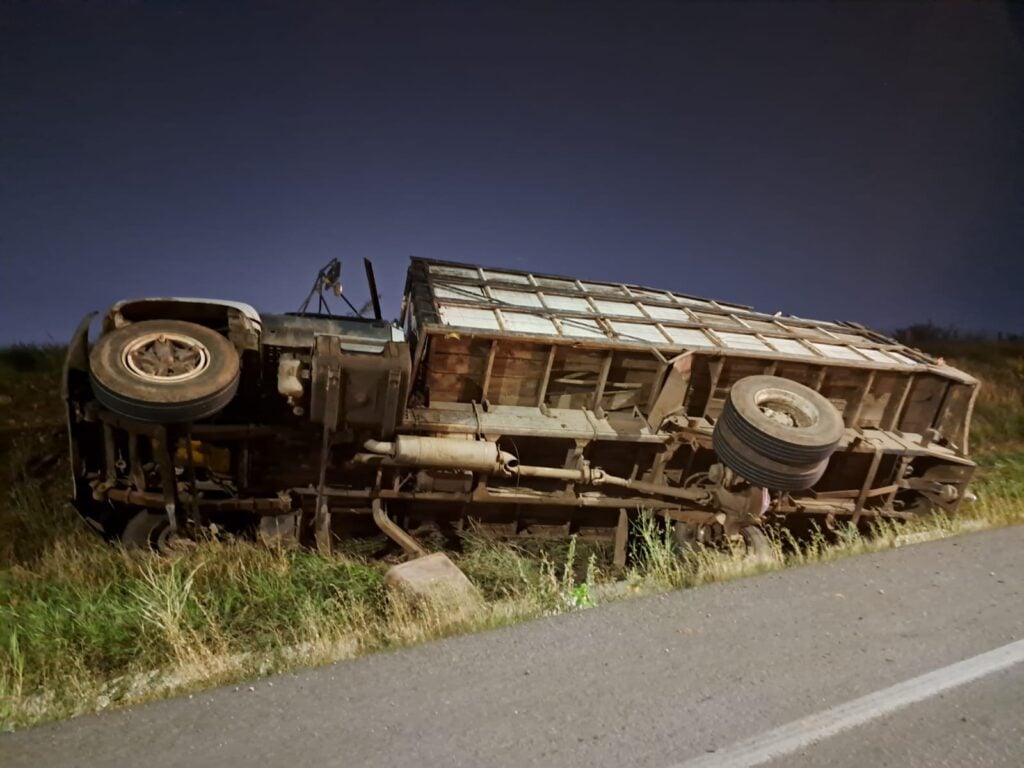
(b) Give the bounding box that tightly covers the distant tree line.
[894,322,1023,346]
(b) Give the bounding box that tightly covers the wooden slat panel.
[900,374,947,435]
[489,355,550,377]
[488,375,543,404]
[544,346,611,409]
[860,372,904,429]
[487,341,550,406]
[426,336,492,402]
[934,382,974,449]
[821,366,870,425]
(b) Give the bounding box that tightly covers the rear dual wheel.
[712,420,829,491]
[721,375,844,465]
[712,376,844,491]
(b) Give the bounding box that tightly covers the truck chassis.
[64,258,978,562]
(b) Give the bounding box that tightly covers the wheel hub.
[123,332,210,383]
[754,387,818,429]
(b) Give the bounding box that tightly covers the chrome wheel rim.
[123,332,210,383]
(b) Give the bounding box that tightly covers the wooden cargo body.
[399,258,977,531]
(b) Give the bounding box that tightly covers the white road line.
[673,637,1024,768]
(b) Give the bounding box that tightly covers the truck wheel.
[89,319,240,423]
[673,521,775,560]
[672,520,709,553]
[740,525,775,561]
[121,510,169,551]
[712,417,829,491]
[721,375,843,466]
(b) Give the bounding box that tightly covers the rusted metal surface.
[372,499,427,557]
[63,257,979,553]
[101,486,293,514]
[359,436,518,473]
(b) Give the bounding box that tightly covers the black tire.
[89,319,240,423]
[721,375,843,466]
[673,522,775,561]
[740,525,774,560]
[121,510,169,551]
[672,521,704,553]
[713,418,828,491]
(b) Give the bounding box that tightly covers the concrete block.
[384,552,483,617]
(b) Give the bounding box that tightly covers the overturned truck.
[64,258,979,561]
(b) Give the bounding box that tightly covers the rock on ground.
[384,552,483,619]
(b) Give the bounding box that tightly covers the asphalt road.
[3,527,1023,768]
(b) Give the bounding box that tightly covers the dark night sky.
[2,0,1023,344]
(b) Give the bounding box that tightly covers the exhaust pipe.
[359,437,711,504]
[362,437,518,473]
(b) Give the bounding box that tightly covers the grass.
[0,487,600,728]
[1,341,1022,730]
[0,345,65,436]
